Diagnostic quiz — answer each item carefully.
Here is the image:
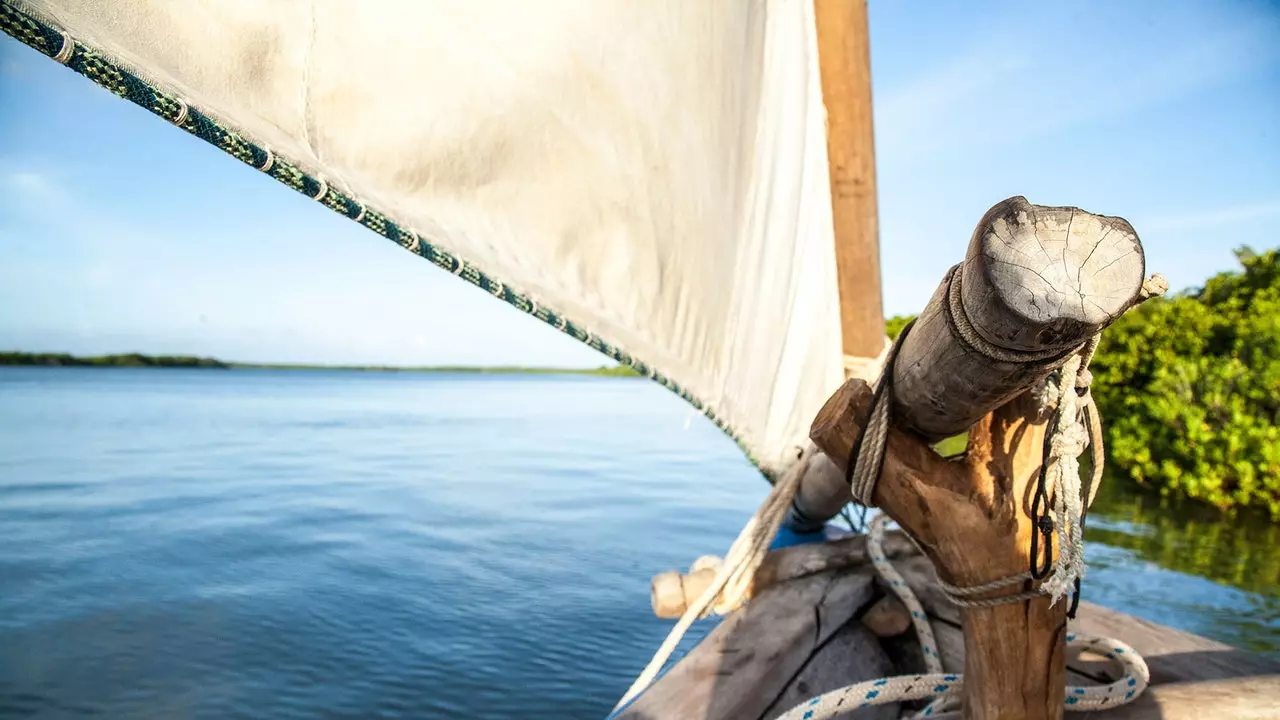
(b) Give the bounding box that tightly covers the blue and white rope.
[775,515,1151,719]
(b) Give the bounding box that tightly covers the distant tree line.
[0,351,640,376]
[0,352,228,368]
[888,246,1280,519]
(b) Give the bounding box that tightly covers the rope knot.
[1139,273,1168,300]
[1075,367,1093,392]
[1050,422,1088,459]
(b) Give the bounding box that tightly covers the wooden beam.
[891,197,1146,441]
[814,0,885,358]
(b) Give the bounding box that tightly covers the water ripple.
[2,367,1273,719]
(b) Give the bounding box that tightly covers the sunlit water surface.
[1,368,1275,718]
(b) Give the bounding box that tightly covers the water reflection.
[1085,476,1280,657]
[1088,477,1280,595]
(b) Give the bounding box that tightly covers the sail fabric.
[12,0,846,473]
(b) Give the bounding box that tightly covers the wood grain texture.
[814,0,884,358]
[1076,676,1280,719]
[638,540,1280,719]
[751,530,918,593]
[762,623,899,720]
[1068,601,1280,685]
[886,556,1280,718]
[892,197,1146,441]
[618,570,877,720]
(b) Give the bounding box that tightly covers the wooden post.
[809,198,1150,720]
[814,0,885,359]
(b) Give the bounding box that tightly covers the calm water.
[1,368,1276,719]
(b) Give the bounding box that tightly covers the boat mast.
[814,0,885,359]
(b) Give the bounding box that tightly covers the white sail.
[5,0,849,473]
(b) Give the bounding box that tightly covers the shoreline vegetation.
[890,246,1280,520]
[0,352,641,377]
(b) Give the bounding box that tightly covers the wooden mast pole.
[785,0,889,532]
[814,0,885,358]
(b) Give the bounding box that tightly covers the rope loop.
[52,30,73,64]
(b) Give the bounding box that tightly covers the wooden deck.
[621,538,1280,720]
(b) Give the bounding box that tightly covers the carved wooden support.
[807,198,1150,719]
[813,380,1065,719]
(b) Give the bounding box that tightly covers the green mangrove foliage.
[883,249,1280,517]
[1091,248,1280,518]
[885,315,914,341]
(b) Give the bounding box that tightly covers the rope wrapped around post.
[809,198,1162,720]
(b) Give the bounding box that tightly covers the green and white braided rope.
[775,515,1151,719]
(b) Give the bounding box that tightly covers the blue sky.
[1,0,1277,367]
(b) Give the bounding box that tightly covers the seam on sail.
[0,0,771,473]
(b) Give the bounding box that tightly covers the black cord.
[1029,408,1058,580]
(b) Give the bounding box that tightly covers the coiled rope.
[773,515,1151,719]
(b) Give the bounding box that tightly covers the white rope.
[1042,352,1089,602]
[774,516,1151,719]
[850,385,892,506]
[612,448,811,710]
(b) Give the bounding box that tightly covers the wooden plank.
[1068,601,1280,685]
[762,623,899,720]
[813,0,884,359]
[1077,676,1280,719]
[751,530,918,593]
[890,556,1280,688]
[619,570,877,720]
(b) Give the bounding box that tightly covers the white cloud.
[6,170,51,193]
[1,164,72,211]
